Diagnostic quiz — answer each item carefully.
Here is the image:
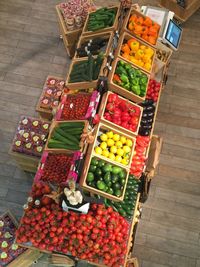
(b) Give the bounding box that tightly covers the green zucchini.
[59,122,84,128]
[54,128,80,145]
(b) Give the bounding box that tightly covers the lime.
[118,170,126,179]
[95,168,102,176]
[117,148,124,156]
[115,155,122,163]
[102,150,109,158]
[113,134,120,141]
[120,136,127,144]
[112,182,121,190]
[112,166,123,174]
[100,134,108,142]
[111,174,119,183]
[87,172,94,182]
[120,178,126,185]
[100,142,107,150]
[98,159,105,167]
[126,139,133,147]
[97,181,106,190]
[102,163,112,173]
[104,172,111,184]
[91,157,98,166]
[114,189,122,197]
[110,146,117,154]
[107,139,115,147]
[107,188,114,195]
[89,165,96,172]
[95,146,102,155]
[106,131,114,138]
[108,153,115,161]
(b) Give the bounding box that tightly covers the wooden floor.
[0,0,200,266]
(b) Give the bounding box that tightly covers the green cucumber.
[59,122,84,128]
[54,128,80,145]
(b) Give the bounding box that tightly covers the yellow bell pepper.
[135,49,144,59]
[130,41,140,52]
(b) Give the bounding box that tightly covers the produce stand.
[8,2,179,267]
[159,0,200,22]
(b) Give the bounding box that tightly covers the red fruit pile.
[146,79,161,102]
[103,93,141,133]
[16,204,129,267]
[61,93,91,120]
[41,154,73,184]
[130,135,150,177]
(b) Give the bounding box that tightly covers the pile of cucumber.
[105,175,140,219]
[87,7,117,32]
[69,53,104,83]
[47,121,85,150]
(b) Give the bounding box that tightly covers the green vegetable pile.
[114,60,148,97]
[69,53,104,83]
[87,7,117,32]
[47,121,85,150]
[86,157,127,198]
[105,175,140,219]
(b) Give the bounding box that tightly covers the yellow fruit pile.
[94,131,133,165]
[121,38,155,71]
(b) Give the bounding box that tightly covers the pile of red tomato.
[103,93,141,133]
[16,203,129,267]
[146,79,161,102]
[130,135,150,177]
[40,154,73,184]
[61,93,91,120]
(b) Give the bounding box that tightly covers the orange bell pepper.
[121,43,131,54]
[129,14,137,22]
[149,26,158,36]
[148,36,157,45]
[143,17,152,27]
[128,22,134,31]
[127,38,136,47]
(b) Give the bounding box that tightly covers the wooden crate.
[74,31,114,60]
[108,57,150,103]
[65,57,107,90]
[45,120,89,154]
[79,139,130,202]
[35,75,65,121]
[82,5,120,36]
[123,8,161,47]
[156,41,173,66]
[9,148,40,173]
[115,31,156,74]
[126,257,140,267]
[55,5,82,46]
[91,122,136,169]
[0,211,41,267]
[98,91,143,137]
[159,0,200,22]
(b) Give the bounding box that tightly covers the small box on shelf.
[98,91,143,137]
[82,5,120,36]
[115,32,156,74]
[108,57,150,103]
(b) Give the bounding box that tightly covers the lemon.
[106,131,114,138]
[95,146,102,155]
[121,158,128,165]
[100,142,107,150]
[115,155,122,163]
[126,139,133,147]
[108,153,115,161]
[107,139,115,147]
[120,136,127,144]
[117,148,124,156]
[113,134,120,141]
[110,146,117,154]
[102,150,109,158]
[100,134,108,142]
[115,141,123,148]
[123,146,131,153]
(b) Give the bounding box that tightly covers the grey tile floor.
[0,0,200,266]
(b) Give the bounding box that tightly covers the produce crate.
[126,257,140,267]
[82,5,120,36]
[123,8,161,47]
[98,91,143,137]
[115,32,156,74]
[45,120,89,154]
[159,0,200,22]
[79,132,130,201]
[9,148,39,173]
[55,5,82,46]
[36,76,65,121]
[55,90,99,121]
[91,122,136,169]
[0,210,41,267]
[74,31,114,60]
[65,57,106,90]
[34,150,82,184]
[156,41,173,66]
[108,57,150,103]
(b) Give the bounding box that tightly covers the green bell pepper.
[120,74,129,84]
[115,66,127,76]
[131,84,140,95]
